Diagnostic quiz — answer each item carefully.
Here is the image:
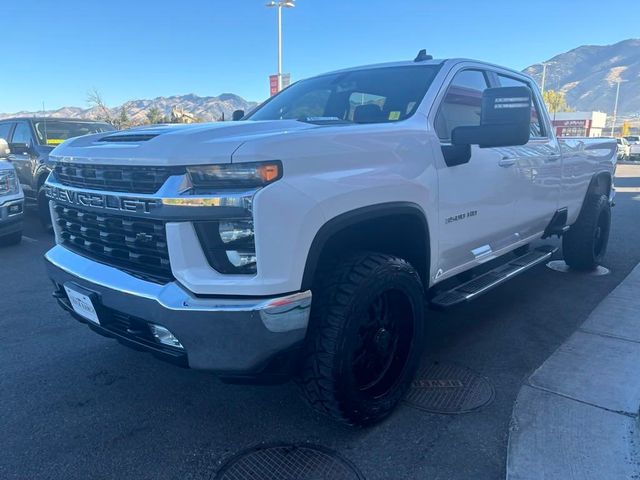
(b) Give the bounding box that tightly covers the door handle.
[546,153,561,162]
[498,157,517,167]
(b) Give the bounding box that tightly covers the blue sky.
[2,0,638,113]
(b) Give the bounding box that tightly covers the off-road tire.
[0,231,22,246]
[38,186,52,231]
[298,252,426,426]
[562,194,611,271]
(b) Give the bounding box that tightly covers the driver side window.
[11,122,33,146]
[435,70,489,141]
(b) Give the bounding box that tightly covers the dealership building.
[551,111,608,137]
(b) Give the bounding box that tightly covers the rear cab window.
[496,74,546,138]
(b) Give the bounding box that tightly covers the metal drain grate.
[214,444,364,480]
[405,361,494,414]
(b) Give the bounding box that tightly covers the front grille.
[54,204,172,283]
[54,163,184,194]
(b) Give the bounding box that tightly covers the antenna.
[42,101,48,145]
[414,49,433,62]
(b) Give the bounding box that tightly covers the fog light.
[226,250,257,270]
[149,324,184,349]
[8,204,22,215]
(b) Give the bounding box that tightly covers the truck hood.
[49,120,320,166]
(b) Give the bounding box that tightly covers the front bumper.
[45,245,311,381]
[0,198,24,237]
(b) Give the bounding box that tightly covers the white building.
[551,111,608,137]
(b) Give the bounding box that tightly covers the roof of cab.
[322,57,534,83]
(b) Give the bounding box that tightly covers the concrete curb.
[506,263,640,480]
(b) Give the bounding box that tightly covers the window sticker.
[388,111,401,121]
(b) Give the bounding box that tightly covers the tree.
[87,88,114,124]
[146,106,164,124]
[542,90,572,114]
[112,107,130,130]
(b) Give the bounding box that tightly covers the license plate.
[64,285,100,325]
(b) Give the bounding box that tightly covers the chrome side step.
[430,246,557,309]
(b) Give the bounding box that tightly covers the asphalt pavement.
[2,164,640,480]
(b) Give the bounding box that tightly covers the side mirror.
[452,86,531,148]
[0,138,9,159]
[232,110,245,121]
[9,142,30,155]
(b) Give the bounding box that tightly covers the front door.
[8,121,37,198]
[432,68,520,278]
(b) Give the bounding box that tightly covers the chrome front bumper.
[0,197,24,236]
[45,245,311,377]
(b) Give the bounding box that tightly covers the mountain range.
[523,38,640,115]
[1,39,638,122]
[0,93,258,124]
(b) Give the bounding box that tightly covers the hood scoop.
[99,133,159,143]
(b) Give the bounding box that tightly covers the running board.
[430,246,558,309]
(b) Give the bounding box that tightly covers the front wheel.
[0,231,22,246]
[562,194,611,271]
[37,186,52,231]
[298,252,426,426]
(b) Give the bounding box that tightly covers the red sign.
[269,75,279,97]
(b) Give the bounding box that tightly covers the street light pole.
[266,1,295,93]
[277,5,282,90]
[611,79,621,137]
[541,63,547,95]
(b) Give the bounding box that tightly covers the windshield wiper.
[297,116,352,125]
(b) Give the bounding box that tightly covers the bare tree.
[87,88,114,124]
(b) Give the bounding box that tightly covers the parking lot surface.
[2,165,640,480]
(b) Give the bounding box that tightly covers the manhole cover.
[546,260,610,276]
[214,444,364,480]
[405,361,494,414]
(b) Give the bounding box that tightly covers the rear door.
[494,73,561,238]
[433,67,520,278]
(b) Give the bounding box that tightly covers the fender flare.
[300,202,431,290]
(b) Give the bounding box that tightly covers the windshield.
[625,136,640,142]
[34,120,114,146]
[246,65,440,124]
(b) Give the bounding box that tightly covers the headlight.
[185,162,282,275]
[0,170,19,196]
[186,161,282,190]
[194,219,257,274]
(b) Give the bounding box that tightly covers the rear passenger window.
[0,123,12,142]
[497,74,544,138]
[435,70,488,141]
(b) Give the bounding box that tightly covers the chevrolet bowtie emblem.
[135,233,155,244]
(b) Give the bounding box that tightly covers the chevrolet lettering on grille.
[45,185,159,214]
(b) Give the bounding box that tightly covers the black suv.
[0,118,114,226]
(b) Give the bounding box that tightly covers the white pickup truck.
[44,53,616,425]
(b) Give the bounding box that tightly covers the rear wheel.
[562,194,611,271]
[298,252,426,426]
